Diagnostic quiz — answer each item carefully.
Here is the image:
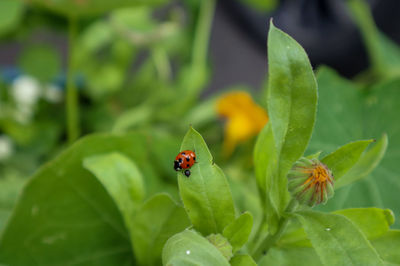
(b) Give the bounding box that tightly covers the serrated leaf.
[230,254,257,266]
[162,230,230,266]
[321,139,373,182]
[223,211,253,253]
[267,22,317,214]
[295,210,384,266]
[178,127,235,236]
[131,193,190,266]
[336,134,388,188]
[0,133,150,265]
[83,152,145,227]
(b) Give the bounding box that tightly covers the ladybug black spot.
[186,157,190,162]
[193,157,196,161]
[181,152,186,155]
[186,164,190,168]
[178,158,183,163]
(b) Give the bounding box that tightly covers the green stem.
[192,0,215,69]
[252,199,298,261]
[66,17,79,144]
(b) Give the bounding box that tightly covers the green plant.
[1,20,398,265]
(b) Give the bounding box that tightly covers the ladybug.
[174,150,196,177]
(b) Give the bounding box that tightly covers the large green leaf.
[222,211,253,253]
[130,193,190,266]
[310,67,400,228]
[83,152,145,228]
[230,254,257,266]
[295,210,384,266]
[178,127,235,236]
[266,22,318,214]
[0,0,24,36]
[371,230,400,265]
[162,230,230,266]
[259,246,321,266]
[0,133,152,265]
[26,0,166,17]
[321,140,373,182]
[0,177,26,232]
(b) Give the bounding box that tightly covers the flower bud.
[288,157,334,207]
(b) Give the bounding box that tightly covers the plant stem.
[251,199,298,261]
[192,0,215,69]
[66,17,79,144]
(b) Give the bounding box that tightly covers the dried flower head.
[288,157,334,207]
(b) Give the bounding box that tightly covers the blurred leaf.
[371,230,400,264]
[178,127,235,236]
[295,210,383,266]
[336,134,388,189]
[0,176,26,232]
[83,152,145,225]
[18,45,61,83]
[131,193,190,266]
[238,0,278,11]
[230,254,257,266]
[0,0,24,37]
[259,246,321,266]
[321,139,373,182]
[223,211,253,253]
[310,67,400,228]
[162,230,230,266]
[0,133,152,265]
[333,208,394,240]
[26,0,166,17]
[112,105,152,133]
[266,22,317,215]
[347,0,400,79]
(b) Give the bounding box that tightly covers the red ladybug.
[174,150,196,177]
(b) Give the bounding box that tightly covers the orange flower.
[217,91,268,156]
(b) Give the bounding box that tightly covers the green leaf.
[83,152,145,225]
[18,45,61,83]
[0,177,26,232]
[336,134,388,188]
[222,211,253,253]
[295,210,384,266]
[371,230,400,265]
[27,0,166,17]
[162,230,230,266]
[259,246,321,266]
[0,133,152,265]
[321,139,373,182]
[178,127,235,236]
[333,208,394,240]
[230,254,257,266]
[130,193,190,266]
[310,67,400,228]
[267,22,318,213]
[0,0,24,37]
[254,123,280,232]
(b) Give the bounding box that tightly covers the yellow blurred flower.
[217,91,268,156]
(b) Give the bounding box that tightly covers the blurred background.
[1,0,400,230]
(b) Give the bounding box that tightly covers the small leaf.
[130,193,190,266]
[178,127,235,235]
[371,230,400,265]
[336,134,388,188]
[223,211,253,253]
[295,210,384,266]
[162,230,230,266]
[321,139,373,182]
[267,22,318,213]
[333,208,394,240]
[83,152,145,226]
[230,254,257,266]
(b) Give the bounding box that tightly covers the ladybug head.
[174,160,182,171]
